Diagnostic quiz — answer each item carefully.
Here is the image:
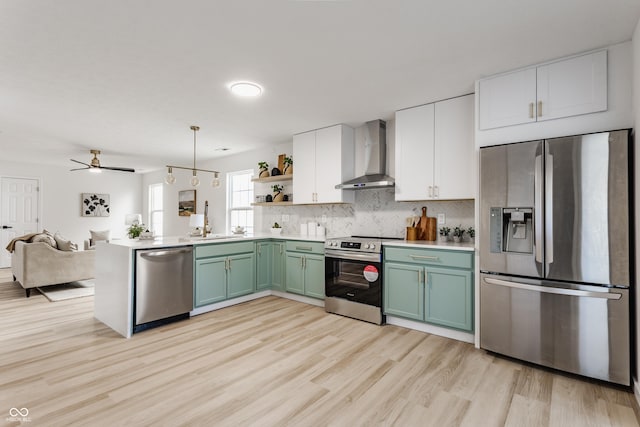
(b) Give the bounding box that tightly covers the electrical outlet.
[437,213,445,225]
[321,215,327,223]
[282,214,290,222]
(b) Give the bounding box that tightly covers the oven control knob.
[369,244,376,250]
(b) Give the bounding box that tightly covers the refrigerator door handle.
[545,150,554,268]
[483,277,622,300]
[534,154,543,265]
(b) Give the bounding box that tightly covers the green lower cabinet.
[271,242,286,291]
[383,247,474,332]
[256,242,272,291]
[304,254,325,299]
[195,257,227,307]
[285,249,324,299]
[285,252,305,295]
[425,267,473,331]
[227,253,256,298]
[383,262,424,321]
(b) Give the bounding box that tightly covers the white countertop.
[102,233,326,250]
[102,234,475,252]
[382,239,475,252]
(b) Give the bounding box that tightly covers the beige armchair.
[12,241,95,297]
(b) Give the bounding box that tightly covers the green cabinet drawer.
[384,246,473,269]
[285,240,324,254]
[195,241,254,259]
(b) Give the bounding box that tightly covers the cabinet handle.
[529,102,534,118]
[280,244,283,254]
[303,256,306,269]
[257,245,261,255]
[434,186,439,198]
[224,258,229,270]
[418,270,422,283]
[296,246,312,251]
[410,254,439,261]
[428,186,433,197]
[537,101,542,117]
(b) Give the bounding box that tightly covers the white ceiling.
[1,0,639,173]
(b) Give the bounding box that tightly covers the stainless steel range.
[324,236,385,325]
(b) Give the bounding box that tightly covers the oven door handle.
[325,249,380,263]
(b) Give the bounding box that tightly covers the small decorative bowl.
[270,228,282,235]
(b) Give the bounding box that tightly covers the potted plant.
[283,155,293,175]
[271,222,282,235]
[466,226,475,243]
[258,161,270,178]
[272,184,284,202]
[127,222,145,239]
[452,225,464,243]
[439,226,451,242]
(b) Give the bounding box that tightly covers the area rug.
[37,280,94,302]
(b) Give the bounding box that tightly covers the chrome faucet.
[202,200,209,237]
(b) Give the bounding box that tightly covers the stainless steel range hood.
[335,119,394,189]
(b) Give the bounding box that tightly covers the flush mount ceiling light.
[229,81,262,97]
[165,126,221,188]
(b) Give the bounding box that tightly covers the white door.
[478,67,537,130]
[1,177,40,268]
[395,103,435,201]
[536,50,607,122]
[434,95,475,199]
[292,130,317,204]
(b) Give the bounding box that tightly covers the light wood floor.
[1,268,638,427]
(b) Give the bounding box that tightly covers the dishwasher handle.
[139,248,193,259]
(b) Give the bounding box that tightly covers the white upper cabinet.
[478,50,607,130]
[395,94,475,201]
[292,124,355,204]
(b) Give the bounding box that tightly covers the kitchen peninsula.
[94,234,475,340]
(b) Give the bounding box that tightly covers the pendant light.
[165,125,221,188]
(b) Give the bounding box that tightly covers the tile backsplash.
[256,188,474,238]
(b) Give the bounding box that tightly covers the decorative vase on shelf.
[259,167,269,178]
[273,192,284,203]
[284,164,293,175]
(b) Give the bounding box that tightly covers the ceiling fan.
[70,149,135,173]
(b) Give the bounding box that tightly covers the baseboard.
[271,290,325,307]
[386,315,475,344]
[190,290,271,316]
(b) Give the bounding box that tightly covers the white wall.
[632,18,640,396]
[0,160,142,247]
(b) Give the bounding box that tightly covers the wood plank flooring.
[1,268,638,426]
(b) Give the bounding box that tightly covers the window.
[148,183,163,235]
[227,169,254,233]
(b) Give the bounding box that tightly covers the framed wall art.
[82,193,110,217]
[178,190,196,216]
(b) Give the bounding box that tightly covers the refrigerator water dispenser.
[489,207,533,254]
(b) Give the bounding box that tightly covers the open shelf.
[251,174,293,183]
[251,201,293,206]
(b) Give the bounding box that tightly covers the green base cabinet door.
[384,262,424,321]
[285,252,305,295]
[195,257,227,307]
[256,242,271,290]
[304,254,325,299]
[272,242,286,292]
[425,267,473,331]
[227,253,256,298]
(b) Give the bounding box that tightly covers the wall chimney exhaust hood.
[335,119,394,189]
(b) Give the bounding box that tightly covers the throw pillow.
[90,229,110,243]
[31,233,58,248]
[54,233,78,251]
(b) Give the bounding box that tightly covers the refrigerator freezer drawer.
[480,274,630,385]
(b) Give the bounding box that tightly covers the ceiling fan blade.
[101,166,136,173]
[70,166,90,171]
[70,159,91,167]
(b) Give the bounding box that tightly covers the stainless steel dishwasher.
[134,246,193,333]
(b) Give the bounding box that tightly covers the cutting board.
[417,207,428,240]
[418,206,437,241]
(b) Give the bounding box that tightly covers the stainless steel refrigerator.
[479,129,632,386]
